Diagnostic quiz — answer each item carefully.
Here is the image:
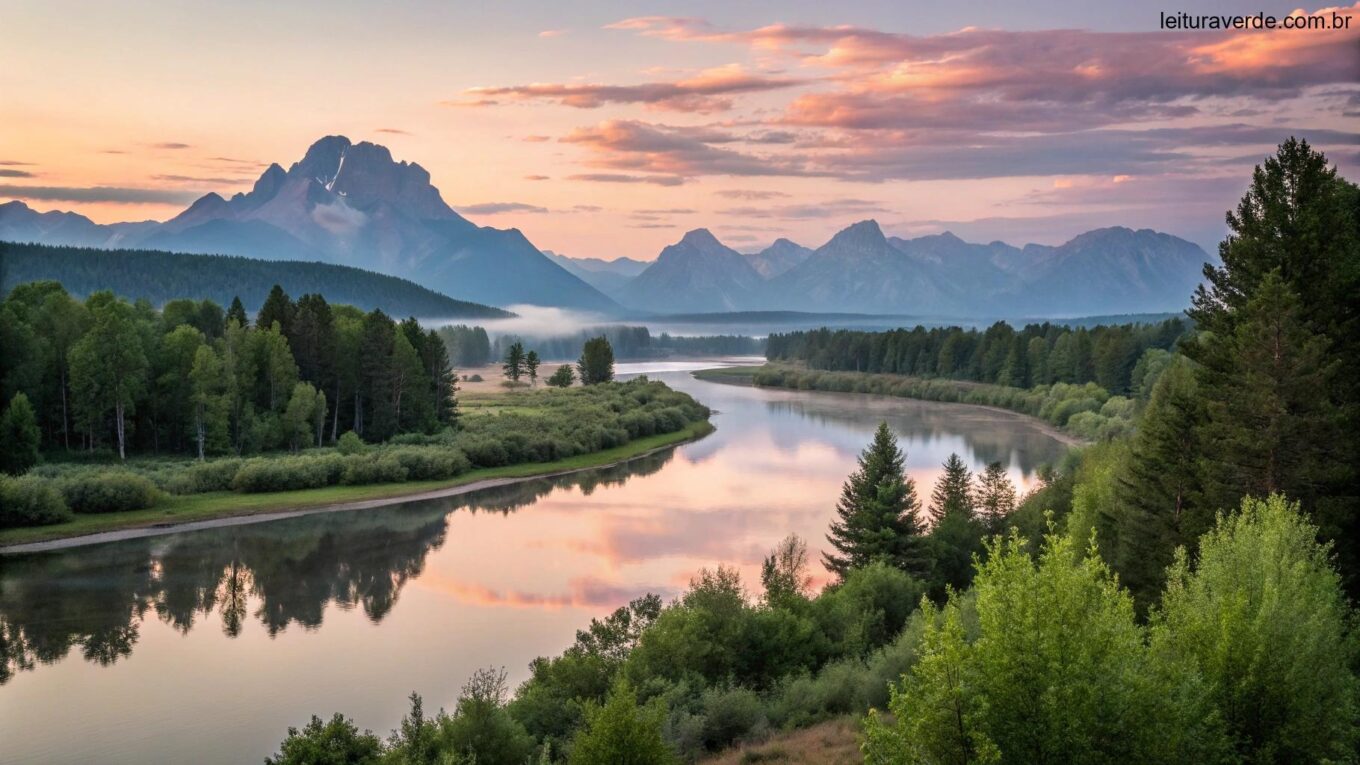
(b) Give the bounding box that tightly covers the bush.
[388,447,470,481]
[468,374,484,382]
[337,431,365,455]
[163,459,243,494]
[231,455,345,493]
[59,471,160,513]
[341,454,407,485]
[699,686,768,751]
[0,474,72,527]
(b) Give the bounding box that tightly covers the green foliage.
[438,668,534,765]
[760,534,811,606]
[547,364,575,388]
[973,462,1016,533]
[824,423,931,580]
[1151,495,1359,763]
[0,473,72,527]
[570,680,676,765]
[503,341,526,382]
[865,529,1229,765]
[265,714,383,765]
[337,431,365,455]
[58,471,160,513]
[578,336,616,385]
[0,392,41,474]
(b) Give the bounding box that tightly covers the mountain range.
[567,221,1209,318]
[0,135,1210,319]
[0,136,618,313]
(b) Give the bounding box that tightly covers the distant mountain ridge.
[0,241,512,318]
[611,221,1210,317]
[0,136,618,313]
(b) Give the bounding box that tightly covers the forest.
[259,138,1360,764]
[0,242,511,319]
[0,282,711,529]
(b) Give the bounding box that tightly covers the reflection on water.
[0,365,1068,765]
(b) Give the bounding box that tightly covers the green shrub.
[231,455,345,493]
[341,454,407,485]
[0,474,72,527]
[388,447,470,481]
[337,431,365,455]
[60,471,160,513]
[163,458,243,494]
[699,685,767,751]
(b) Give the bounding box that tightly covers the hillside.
[0,241,512,317]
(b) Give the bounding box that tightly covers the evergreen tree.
[358,310,397,441]
[503,341,526,382]
[0,392,41,474]
[578,336,615,385]
[1113,359,1209,611]
[1195,272,1339,513]
[525,350,541,386]
[929,453,974,522]
[927,454,984,597]
[974,463,1017,533]
[824,422,931,580]
[256,284,295,337]
[225,296,247,329]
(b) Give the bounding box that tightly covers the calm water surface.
[0,361,1068,764]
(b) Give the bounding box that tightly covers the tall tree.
[359,310,397,441]
[525,350,541,386]
[974,463,1017,533]
[578,336,615,385]
[927,454,984,597]
[189,345,228,460]
[68,294,147,459]
[1113,358,1209,611]
[256,284,295,337]
[225,296,248,329]
[503,341,526,382]
[824,422,931,580]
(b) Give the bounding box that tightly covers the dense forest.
[0,242,511,318]
[766,317,1188,395]
[258,138,1360,764]
[492,326,763,363]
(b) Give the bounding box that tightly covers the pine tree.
[1113,358,1208,611]
[927,453,984,597]
[1196,271,1340,513]
[256,284,295,337]
[548,365,575,388]
[225,296,247,329]
[974,463,1017,533]
[525,350,541,386]
[929,453,974,522]
[503,341,526,382]
[824,422,931,580]
[578,336,615,385]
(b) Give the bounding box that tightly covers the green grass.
[0,420,714,548]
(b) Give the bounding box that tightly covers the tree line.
[766,317,1187,395]
[0,282,457,466]
[0,241,511,319]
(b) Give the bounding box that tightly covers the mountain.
[999,227,1208,315]
[622,229,766,313]
[763,221,962,314]
[746,238,812,278]
[0,137,619,313]
[545,251,649,295]
[0,241,512,318]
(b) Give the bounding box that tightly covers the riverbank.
[0,420,714,552]
[694,364,1093,447]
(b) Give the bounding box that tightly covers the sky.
[1,0,1357,258]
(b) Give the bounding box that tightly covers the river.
[0,360,1070,764]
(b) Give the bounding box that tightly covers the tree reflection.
[0,448,675,684]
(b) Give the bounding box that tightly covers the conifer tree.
[503,342,526,382]
[824,422,931,580]
[256,284,295,337]
[225,296,248,329]
[578,336,615,385]
[927,453,985,597]
[929,453,974,522]
[974,462,1017,533]
[1113,359,1209,611]
[525,350,540,386]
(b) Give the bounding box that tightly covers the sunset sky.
[2,0,1356,258]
